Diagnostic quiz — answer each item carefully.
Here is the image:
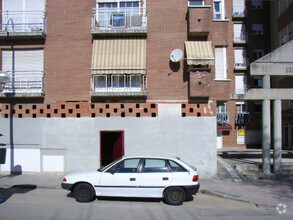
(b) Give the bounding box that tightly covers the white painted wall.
[0,115,217,178]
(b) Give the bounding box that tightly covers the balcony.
[91,7,147,36]
[0,10,46,39]
[232,6,247,18]
[217,113,229,125]
[188,6,211,36]
[0,71,45,97]
[90,74,147,97]
[233,32,248,44]
[234,58,249,70]
[235,112,250,125]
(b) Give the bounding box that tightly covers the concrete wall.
[0,116,217,178]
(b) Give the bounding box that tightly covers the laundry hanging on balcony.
[91,39,146,75]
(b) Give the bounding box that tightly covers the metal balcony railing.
[234,32,248,43]
[232,6,247,18]
[91,7,147,31]
[217,113,229,125]
[234,58,249,70]
[1,71,45,95]
[91,74,147,95]
[0,10,46,34]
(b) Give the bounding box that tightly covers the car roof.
[121,156,180,161]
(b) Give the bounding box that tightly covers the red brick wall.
[44,0,94,102]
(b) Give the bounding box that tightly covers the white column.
[273,99,282,174]
[262,99,271,174]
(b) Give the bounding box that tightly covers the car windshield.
[98,157,122,172]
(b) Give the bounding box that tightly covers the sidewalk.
[1,161,293,209]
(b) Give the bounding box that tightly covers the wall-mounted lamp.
[0,71,11,92]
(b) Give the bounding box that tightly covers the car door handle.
[162,177,169,181]
[129,178,136,181]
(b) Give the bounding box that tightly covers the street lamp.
[0,71,11,92]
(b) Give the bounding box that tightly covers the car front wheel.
[164,187,186,205]
[74,183,95,202]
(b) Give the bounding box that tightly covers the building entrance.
[100,131,124,167]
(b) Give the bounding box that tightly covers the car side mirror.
[108,168,116,175]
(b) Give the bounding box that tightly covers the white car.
[61,156,200,205]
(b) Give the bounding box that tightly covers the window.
[98,3,118,8]
[252,24,263,35]
[142,159,169,173]
[253,49,264,60]
[251,0,263,9]
[93,74,143,92]
[120,2,139,7]
[213,0,225,20]
[188,0,204,6]
[216,102,227,113]
[108,158,140,173]
[236,102,247,113]
[168,160,187,172]
[234,49,247,69]
[235,75,247,94]
[253,76,263,87]
[215,47,227,80]
[254,102,262,113]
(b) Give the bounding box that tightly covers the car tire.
[74,183,96,203]
[164,187,186,205]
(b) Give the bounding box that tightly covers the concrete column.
[262,99,271,174]
[263,75,270,89]
[273,99,282,174]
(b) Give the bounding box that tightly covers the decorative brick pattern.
[181,101,215,117]
[0,102,158,118]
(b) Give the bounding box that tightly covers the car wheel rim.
[79,188,89,198]
[170,191,181,201]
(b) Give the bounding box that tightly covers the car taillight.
[192,175,198,182]
[63,178,67,182]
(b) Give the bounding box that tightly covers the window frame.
[188,0,205,7]
[251,0,263,9]
[252,24,264,35]
[213,0,226,20]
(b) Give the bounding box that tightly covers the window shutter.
[2,49,44,72]
[215,47,227,79]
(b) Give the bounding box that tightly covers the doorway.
[100,131,124,167]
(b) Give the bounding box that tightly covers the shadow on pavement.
[0,184,37,203]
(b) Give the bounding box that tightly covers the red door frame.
[100,130,125,167]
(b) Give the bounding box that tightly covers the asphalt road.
[0,188,292,220]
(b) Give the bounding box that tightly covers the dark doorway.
[100,131,124,167]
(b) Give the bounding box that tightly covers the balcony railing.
[91,7,147,35]
[217,113,229,125]
[0,71,45,96]
[234,58,249,70]
[0,10,46,37]
[91,74,147,97]
[232,6,247,18]
[233,32,248,44]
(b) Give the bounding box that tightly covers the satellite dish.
[170,49,183,62]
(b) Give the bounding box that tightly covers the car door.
[137,158,173,198]
[98,158,140,197]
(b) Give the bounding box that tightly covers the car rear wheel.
[164,187,186,205]
[74,183,95,202]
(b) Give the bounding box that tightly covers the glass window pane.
[130,75,141,88]
[112,13,125,27]
[168,160,187,172]
[214,2,220,12]
[189,0,204,6]
[109,159,140,173]
[113,75,124,88]
[96,75,106,88]
[143,159,168,172]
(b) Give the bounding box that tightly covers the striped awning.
[185,41,214,66]
[91,39,146,75]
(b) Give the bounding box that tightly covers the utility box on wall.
[0,148,6,164]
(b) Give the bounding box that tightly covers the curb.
[200,189,276,209]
